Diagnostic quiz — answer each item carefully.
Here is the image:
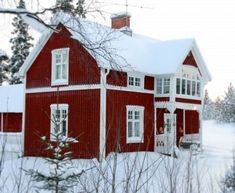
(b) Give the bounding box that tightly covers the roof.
[0,84,24,113]
[19,12,211,83]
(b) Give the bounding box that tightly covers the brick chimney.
[111,12,132,36]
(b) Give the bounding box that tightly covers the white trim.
[51,48,70,86]
[26,84,101,94]
[99,68,110,160]
[25,84,155,94]
[155,101,202,111]
[22,76,26,156]
[107,84,154,94]
[126,105,145,144]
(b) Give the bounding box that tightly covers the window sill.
[51,79,68,86]
[127,137,144,144]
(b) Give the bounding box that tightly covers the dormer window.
[51,48,69,86]
[128,74,143,88]
[156,77,171,94]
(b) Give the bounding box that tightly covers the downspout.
[99,68,110,160]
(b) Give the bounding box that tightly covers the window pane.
[128,111,133,119]
[135,111,140,120]
[62,52,67,63]
[55,54,61,64]
[134,122,140,137]
[128,121,133,137]
[176,78,181,94]
[157,78,162,94]
[62,64,67,79]
[197,82,201,96]
[129,77,134,86]
[135,78,141,87]
[163,78,170,94]
[56,65,61,79]
[182,79,186,95]
[187,80,191,95]
[192,81,196,96]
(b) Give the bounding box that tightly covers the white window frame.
[126,105,144,143]
[127,73,144,89]
[51,48,69,86]
[50,104,69,141]
[175,66,202,98]
[156,77,171,95]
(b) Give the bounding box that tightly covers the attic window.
[51,48,69,86]
[128,75,143,88]
[156,77,171,94]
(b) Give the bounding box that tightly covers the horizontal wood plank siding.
[24,89,100,159]
[155,97,170,102]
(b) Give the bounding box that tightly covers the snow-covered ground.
[0,120,234,193]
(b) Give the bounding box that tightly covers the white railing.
[156,134,173,155]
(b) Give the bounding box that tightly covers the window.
[128,76,142,88]
[126,106,144,143]
[50,104,68,141]
[163,78,170,94]
[51,48,69,85]
[156,77,171,94]
[175,67,201,97]
[156,78,162,94]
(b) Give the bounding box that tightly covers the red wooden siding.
[106,90,154,155]
[175,109,183,145]
[175,98,201,105]
[183,51,198,68]
[185,110,199,134]
[155,97,170,102]
[26,24,100,89]
[0,113,22,132]
[107,70,127,86]
[24,90,100,159]
[144,76,154,90]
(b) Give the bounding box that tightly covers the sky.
[0,0,235,100]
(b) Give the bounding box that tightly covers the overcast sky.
[0,0,234,99]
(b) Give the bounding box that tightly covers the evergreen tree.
[203,89,214,120]
[0,49,9,85]
[222,154,235,193]
[75,0,86,18]
[54,0,74,13]
[214,96,223,122]
[9,0,33,84]
[222,83,235,122]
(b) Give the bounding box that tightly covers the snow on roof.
[20,12,211,81]
[0,84,24,113]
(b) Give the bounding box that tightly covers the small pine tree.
[75,0,86,18]
[0,49,9,85]
[203,89,214,120]
[54,0,74,13]
[25,104,83,193]
[9,0,33,84]
[214,96,224,122]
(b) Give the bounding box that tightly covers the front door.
[156,113,176,155]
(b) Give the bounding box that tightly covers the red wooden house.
[19,12,211,159]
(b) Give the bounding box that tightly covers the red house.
[19,12,211,159]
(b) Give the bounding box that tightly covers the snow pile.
[0,49,7,58]
[0,84,24,112]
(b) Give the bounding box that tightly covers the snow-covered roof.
[20,12,212,82]
[0,84,24,113]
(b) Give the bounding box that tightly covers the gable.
[26,23,100,89]
[183,51,198,68]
